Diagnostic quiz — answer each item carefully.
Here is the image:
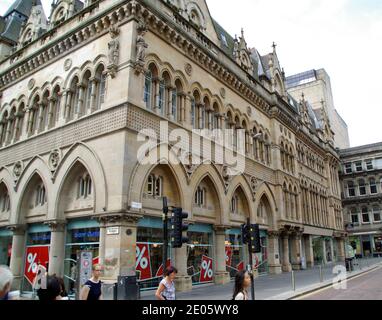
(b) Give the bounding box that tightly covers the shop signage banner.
[24,246,49,285]
[136,243,152,280]
[225,246,232,267]
[200,255,214,283]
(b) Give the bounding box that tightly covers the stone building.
[0,0,345,294]
[286,69,350,150]
[339,143,382,258]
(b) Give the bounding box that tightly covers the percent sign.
[136,245,149,269]
[201,258,213,278]
[27,253,38,273]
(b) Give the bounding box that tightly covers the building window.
[355,161,363,172]
[362,207,370,224]
[35,185,46,207]
[191,98,196,128]
[194,187,206,207]
[347,182,356,197]
[144,72,153,109]
[0,192,10,212]
[99,73,107,106]
[373,206,381,223]
[78,175,92,199]
[344,163,352,174]
[359,180,366,196]
[350,209,359,225]
[146,175,162,197]
[370,179,377,194]
[231,196,238,214]
[158,81,165,115]
[366,160,374,171]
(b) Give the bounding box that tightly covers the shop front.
[373,235,382,257]
[312,236,324,264]
[225,229,245,279]
[137,217,171,291]
[187,224,214,285]
[64,220,100,295]
[22,224,51,293]
[0,228,12,266]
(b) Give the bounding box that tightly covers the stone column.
[101,213,141,280]
[76,85,84,117]
[267,231,282,274]
[98,219,107,266]
[64,91,72,120]
[8,225,26,290]
[174,245,192,292]
[322,238,327,264]
[304,235,314,268]
[12,115,20,143]
[46,221,66,277]
[290,232,302,270]
[89,78,98,112]
[47,98,55,129]
[213,226,230,285]
[281,232,292,272]
[336,238,345,263]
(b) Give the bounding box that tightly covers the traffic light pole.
[247,218,255,301]
[162,197,169,275]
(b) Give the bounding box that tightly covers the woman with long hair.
[232,270,251,300]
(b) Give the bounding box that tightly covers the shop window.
[35,185,46,207]
[358,180,366,196]
[373,207,381,223]
[370,179,378,194]
[362,208,370,224]
[78,175,92,199]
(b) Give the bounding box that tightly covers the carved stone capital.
[7,224,27,235]
[45,220,67,232]
[95,212,142,228]
[267,230,280,238]
[213,225,231,234]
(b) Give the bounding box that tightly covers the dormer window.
[221,34,228,47]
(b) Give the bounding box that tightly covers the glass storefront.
[258,231,268,274]
[324,238,333,262]
[187,224,214,285]
[137,217,171,291]
[313,236,323,264]
[225,229,244,279]
[64,220,100,296]
[349,236,362,256]
[22,224,51,293]
[373,236,382,256]
[0,229,12,266]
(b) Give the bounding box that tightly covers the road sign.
[24,246,49,286]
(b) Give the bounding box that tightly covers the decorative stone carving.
[28,79,35,90]
[64,58,72,71]
[185,63,192,76]
[49,149,62,172]
[45,220,66,232]
[221,165,233,193]
[181,152,198,177]
[107,25,120,78]
[220,88,226,99]
[247,106,252,117]
[250,176,258,195]
[134,21,148,74]
[13,161,23,179]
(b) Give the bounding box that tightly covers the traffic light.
[242,223,261,253]
[170,207,189,248]
[249,224,261,254]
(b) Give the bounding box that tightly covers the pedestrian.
[155,266,178,300]
[80,264,103,301]
[0,265,13,301]
[57,277,69,300]
[232,270,251,300]
[37,275,63,301]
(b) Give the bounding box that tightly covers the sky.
[1,0,382,148]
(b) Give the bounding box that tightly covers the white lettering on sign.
[131,202,142,209]
[107,227,120,235]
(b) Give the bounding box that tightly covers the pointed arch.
[254,182,278,229]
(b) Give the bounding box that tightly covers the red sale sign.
[155,259,172,277]
[24,246,49,285]
[200,255,214,283]
[225,246,232,267]
[136,243,152,280]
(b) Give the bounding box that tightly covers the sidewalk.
[140,257,382,301]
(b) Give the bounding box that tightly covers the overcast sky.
[1,0,381,148]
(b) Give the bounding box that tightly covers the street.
[300,265,382,300]
[139,258,382,301]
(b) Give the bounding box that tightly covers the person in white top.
[232,270,251,301]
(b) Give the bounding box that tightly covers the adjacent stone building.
[339,143,382,258]
[0,0,345,295]
[286,69,350,150]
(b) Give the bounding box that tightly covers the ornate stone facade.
[0,0,345,293]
